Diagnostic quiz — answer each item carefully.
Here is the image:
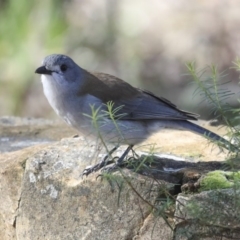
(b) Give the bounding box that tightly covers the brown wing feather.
[78,70,198,121]
[78,70,140,102]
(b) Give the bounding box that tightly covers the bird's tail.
[178,121,238,153]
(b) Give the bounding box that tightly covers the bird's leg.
[116,145,134,165]
[82,146,119,176]
[130,147,139,159]
[102,145,134,172]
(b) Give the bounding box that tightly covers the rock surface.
[0,116,239,240]
[174,189,240,239]
[16,138,172,239]
[0,116,76,152]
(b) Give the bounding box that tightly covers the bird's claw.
[81,159,115,177]
[81,145,133,177]
[81,165,100,177]
[100,164,119,173]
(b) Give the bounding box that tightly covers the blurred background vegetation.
[0,0,240,119]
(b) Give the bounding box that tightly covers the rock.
[133,214,174,240]
[0,117,173,240]
[2,137,173,240]
[15,137,173,239]
[174,189,240,239]
[0,145,45,240]
[0,116,239,239]
[0,116,76,152]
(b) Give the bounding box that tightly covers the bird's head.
[35,54,85,93]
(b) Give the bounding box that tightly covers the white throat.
[41,74,61,116]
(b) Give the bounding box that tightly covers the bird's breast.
[41,75,63,116]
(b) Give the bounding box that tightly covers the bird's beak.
[35,66,52,75]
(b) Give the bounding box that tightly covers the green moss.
[200,170,240,191]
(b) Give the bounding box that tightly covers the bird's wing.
[81,71,198,121]
[111,90,198,121]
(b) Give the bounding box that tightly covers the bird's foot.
[81,145,134,177]
[81,161,111,176]
[100,162,122,174]
[100,155,132,174]
[81,158,118,177]
[81,146,119,177]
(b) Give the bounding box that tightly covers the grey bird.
[35,54,238,174]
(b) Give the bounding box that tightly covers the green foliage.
[84,101,175,230]
[0,0,67,114]
[0,0,67,53]
[83,102,125,155]
[178,62,240,237]
[186,62,236,126]
[200,170,240,191]
[86,60,240,238]
[103,101,127,144]
[186,61,240,150]
[180,189,240,238]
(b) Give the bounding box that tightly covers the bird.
[35,54,238,175]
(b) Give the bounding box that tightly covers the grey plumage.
[35,54,238,173]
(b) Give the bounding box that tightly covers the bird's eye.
[60,64,67,72]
